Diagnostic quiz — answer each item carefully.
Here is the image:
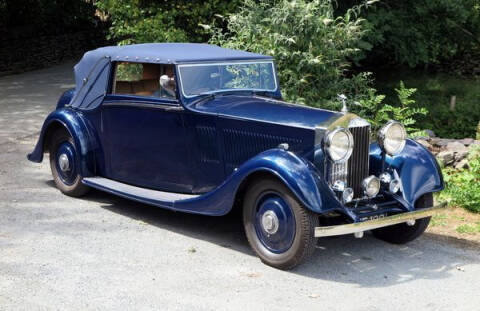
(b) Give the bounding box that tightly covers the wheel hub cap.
[58,153,70,172]
[261,210,279,234]
[55,141,76,186]
[254,192,296,254]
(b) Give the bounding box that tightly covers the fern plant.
[353,81,428,136]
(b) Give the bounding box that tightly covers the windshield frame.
[177,60,278,99]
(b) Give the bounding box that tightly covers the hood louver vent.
[223,129,302,172]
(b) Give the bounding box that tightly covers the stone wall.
[416,136,480,169]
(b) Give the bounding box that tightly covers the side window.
[112,62,177,99]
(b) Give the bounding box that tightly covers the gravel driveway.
[1,63,479,311]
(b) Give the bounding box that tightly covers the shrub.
[208,0,374,109]
[439,146,480,213]
[95,0,241,44]
[374,71,480,139]
[477,121,480,140]
[359,0,480,68]
[352,81,428,134]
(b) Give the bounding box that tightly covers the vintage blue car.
[28,43,445,269]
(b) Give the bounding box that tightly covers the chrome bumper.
[314,202,448,237]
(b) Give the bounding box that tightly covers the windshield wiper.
[191,93,216,105]
[191,90,273,104]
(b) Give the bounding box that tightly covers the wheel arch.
[232,170,281,214]
[42,120,71,153]
[227,149,340,215]
[27,108,97,177]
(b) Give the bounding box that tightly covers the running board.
[82,177,200,208]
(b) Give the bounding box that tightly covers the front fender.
[175,148,342,215]
[27,108,96,177]
[370,139,444,209]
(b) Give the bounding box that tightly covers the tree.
[95,0,241,44]
[208,0,373,109]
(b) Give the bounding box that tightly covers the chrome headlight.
[324,127,354,163]
[362,175,380,197]
[378,121,407,155]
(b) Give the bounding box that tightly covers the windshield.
[178,61,277,97]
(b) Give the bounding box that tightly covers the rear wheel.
[48,129,89,197]
[243,178,318,270]
[372,193,433,244]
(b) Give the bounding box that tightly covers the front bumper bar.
[315,202,447,237]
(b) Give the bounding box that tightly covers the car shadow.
[47,181,480,287]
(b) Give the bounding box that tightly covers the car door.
[101,62,193,193]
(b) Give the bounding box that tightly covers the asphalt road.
[1,63,479,311]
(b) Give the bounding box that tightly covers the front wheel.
[243,178,318,270]
[372,193,433,244]
[49,129,89,197]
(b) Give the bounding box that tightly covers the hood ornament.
[338,94,348,113]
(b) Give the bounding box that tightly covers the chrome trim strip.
[314,202,447,237]
[103,101,184,111]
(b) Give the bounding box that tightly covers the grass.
[456,223,480,234]
[431,214,448,227]
[374,69,480,138]
[428,204,480,242]
[437,146,480,214]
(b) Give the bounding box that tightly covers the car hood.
[188,95,344,130]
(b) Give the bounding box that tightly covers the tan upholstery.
[115,64,160,96]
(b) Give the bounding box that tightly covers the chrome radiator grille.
[347,125,371,197]
[326,123,370,199]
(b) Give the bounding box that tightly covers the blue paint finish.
[56,89,75,109]
[171,149,338,216]
[81,148,330,215]
[188,95,342,130]
[101,98,193,193]
[370,139,444,210]
[254,192,296,253]
[27,108,98,178]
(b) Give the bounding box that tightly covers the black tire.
[49,129,89,197]
[371,193,433,244]
[243,178,318,270]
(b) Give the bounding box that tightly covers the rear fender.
[27,108,96,177]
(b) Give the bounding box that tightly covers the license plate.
[360,214,387,222]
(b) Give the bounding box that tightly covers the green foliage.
[359,0,480,68]
[456,223,480,234]
[439,146,480,213]
[431,214,448,227]
[352,81,427,134]
[208,0,373,109]
[375,71,480,138]
[95,0,240,44]
[477,121,480,140]
[116,63,143,81]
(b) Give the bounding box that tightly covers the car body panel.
[83,148,340,216]
[187,95,343,130]
[369,139,444,209]
[27,108,98,178]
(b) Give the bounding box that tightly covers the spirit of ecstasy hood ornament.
[338,94,348,113]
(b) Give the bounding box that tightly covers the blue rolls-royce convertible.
[28,43,446,269]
